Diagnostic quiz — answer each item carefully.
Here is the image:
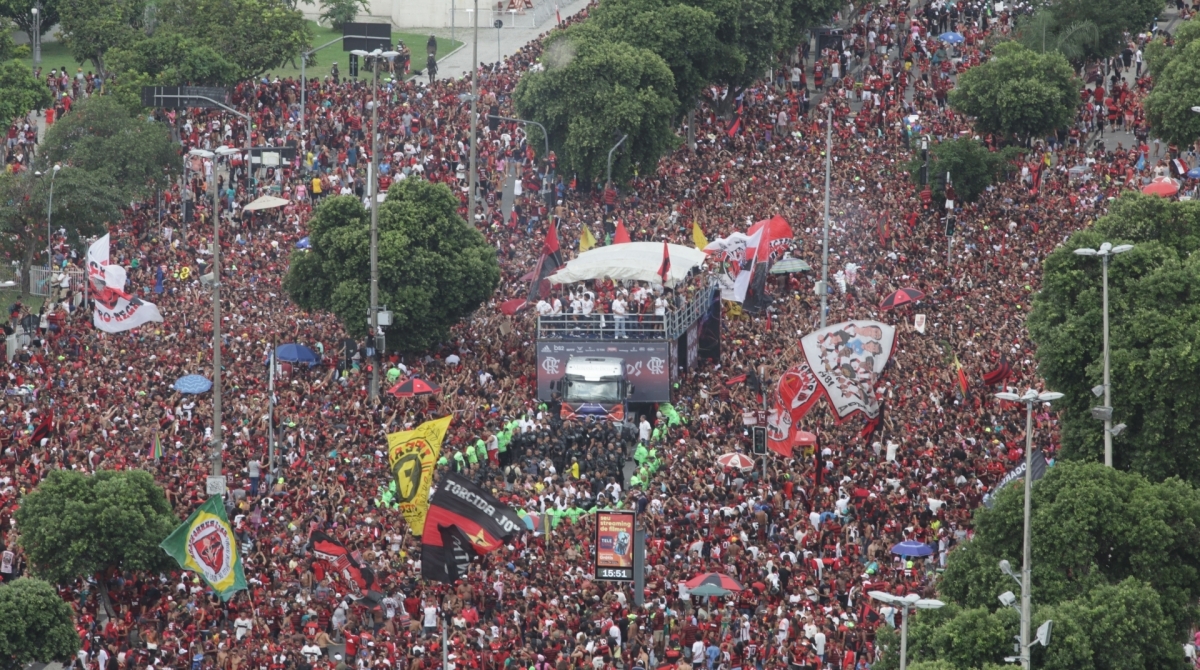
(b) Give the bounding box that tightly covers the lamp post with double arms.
[867,592,944,670]
[1073,242,1133,467]
[349,48,398,402]
[994,389,1064,670]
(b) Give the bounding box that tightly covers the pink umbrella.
[1142,177,1180,197]
[717,453,756,470]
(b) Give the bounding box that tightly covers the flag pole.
[441,604,450,670]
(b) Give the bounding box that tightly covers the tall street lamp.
[300,36,348,150]
[867,591,945,670]
[994,388,1064,670]
[819,105,832,328]
[192,145,239,481]
[1073,242,1133,467]
[605,134,627,191]
[350,48,398,402]
[31,4,41,66]
[34,163,61,274]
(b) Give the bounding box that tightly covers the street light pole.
[605,134,628,189]
[1073,242,1133,467]
[468,0,480,216]
[820,105,832,329]
[868,592,944,670]
[995,388,1063,670]
[300,36,347,152]
[31,5,41,66]
[46,163,60,269]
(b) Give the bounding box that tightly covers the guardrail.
[537,282,716,341]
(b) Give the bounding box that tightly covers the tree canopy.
[284,179,501,353]
[1028,193,1200,483]
[568,0,722,119]
[948,42,1079,142]
[875,462,1198,669]
[0,578,80,670]
[906,137,1024,204]
[1144,22,1200,148]
[1050,0,1165,61]
[0,0,60,43]
[59,0,309,80]
[514,34,679,187]
[42,95,179,200]
[14,469,179,585]
[0,59,52,126]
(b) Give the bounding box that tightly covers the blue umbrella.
[275,343,320,366]
[891,540,933,557]
[939,31,964,44]
[296,236,311,249]
[1187,167,1200,179]
[174,374,213,394]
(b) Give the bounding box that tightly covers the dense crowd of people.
[0,0,1191,669]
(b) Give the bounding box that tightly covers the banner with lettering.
[87,234,164,333]
[800,320,897,422]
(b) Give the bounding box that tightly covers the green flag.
[159,497,248,601]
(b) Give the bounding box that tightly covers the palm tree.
[1014,8,1099,63]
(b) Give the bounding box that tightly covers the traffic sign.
[206,475,228,496]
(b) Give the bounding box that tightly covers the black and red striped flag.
[420,473,524,584]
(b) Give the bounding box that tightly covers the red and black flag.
[982,357,1012,387]
[421,473,524,584]
[727,98,744,138]
[29,411,53,446]
[309,531,380,602]
[657,240,671,285]
[528,220,565,299]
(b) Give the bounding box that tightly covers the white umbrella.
[244,195,290,212]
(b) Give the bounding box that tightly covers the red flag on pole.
[657,240,671,284]
[613,220,632,244]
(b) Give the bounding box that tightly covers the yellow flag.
[692,219,709,249]
[387,415,453,533]
[580,226,597,252]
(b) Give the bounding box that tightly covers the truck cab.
[558,356,631,422]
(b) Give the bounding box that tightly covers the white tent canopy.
[548,242,707,288]
[244,195,290,211]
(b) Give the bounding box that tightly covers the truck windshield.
[565,379,621,403]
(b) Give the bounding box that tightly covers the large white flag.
[800,320,896,421]
[706,228,765,303]
[87,234,164,333]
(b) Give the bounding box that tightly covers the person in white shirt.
[536,299,552,316]
[813,628,826,662]
[550,297,563,315]
[612,295,628,338]
[301,643,322,663]
[639,416,651,442]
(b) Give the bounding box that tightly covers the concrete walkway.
[422,0,589,81]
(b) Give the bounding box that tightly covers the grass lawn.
[0,290,45,314]
[17,21,462,83]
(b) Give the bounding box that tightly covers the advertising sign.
[536,341,670,402]
[594,510,635,581]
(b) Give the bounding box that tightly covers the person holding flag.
[160,497,247,601]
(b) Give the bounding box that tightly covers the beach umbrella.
[1187,167,1200,179]
[174,375,213,394]
[1142,176,1180,197]
[880,287,926,310]
[685,572,743,592]
[275,343,320,365]
[688,584,732,597]
[794,431,818,448]
[296,236,311,249]
[717,453,756,470]
[389,377,442,398]
[939,31,964,44]
[891,540,933,557]
[769,258,812,274]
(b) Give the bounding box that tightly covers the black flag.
[420,473,524,583]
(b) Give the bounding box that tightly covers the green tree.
[0,165,126,293]
[155,0,311,78]
[939,462,1200,638]
[42,95,179,199]
[1028,194,1200,483]
[0,578,80,670]
[284,180,500,353]
[0,0,60,45]
[1144,25,1200,148]
[106,31,241,85]
[1012,8,1099,62]
[906,137,1024,204]
[58,0,145,76]
[687,0,783,96]
[1049,0,1165,61]
[569,0,722,120]
[318,0,368,30]
[0,59,52,125]
[14,469,178,617]
[514,34,679,187]
[948,42,1079,143]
